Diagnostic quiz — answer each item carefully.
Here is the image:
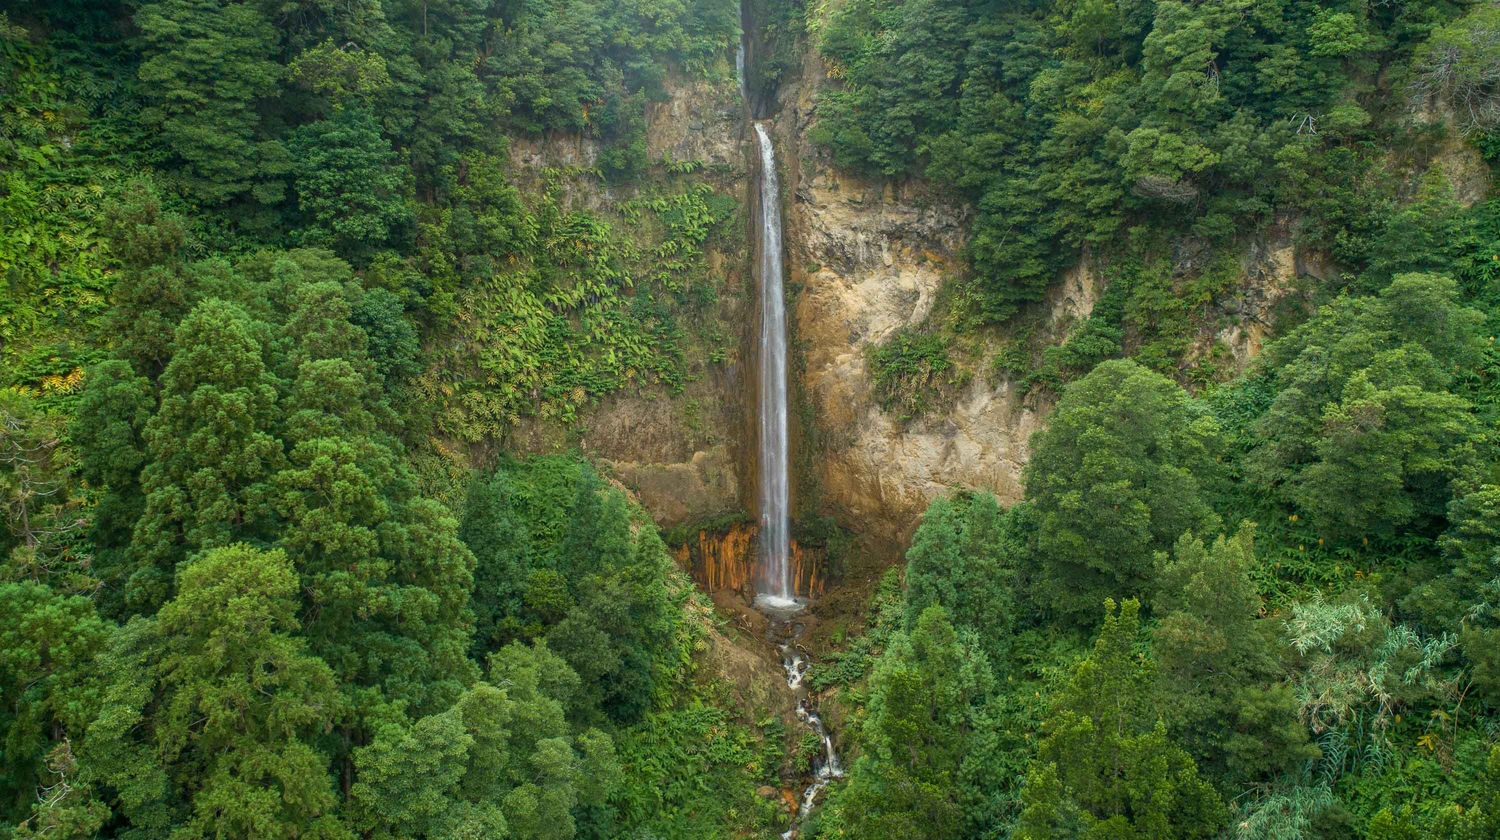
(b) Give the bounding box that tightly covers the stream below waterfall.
[768,617,842,839]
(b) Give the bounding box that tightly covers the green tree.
[97,182,198,377]
[135,0,289,205]
[1283,591,1457,742]
[0,581,107,823]
[129,299,285,612]
[1024,359,1223,620]
[547,524,677,725]
[86,545,347,838]
[350,641,621,840]
[460,466,533,654]
[288,107,412,252]
[836,606,996,839]
[0,390,79,578]
[902,491,1025,665]
[1410,3,1500,134]
[1247,274,1484,541]
[71,360,155,618]
[1016,599,1226,840]
[1402,485,1500,705]
[1403,484,1500,630]
[1152,525,1318,786]
[352,288,421,386]
[272,285,477,715]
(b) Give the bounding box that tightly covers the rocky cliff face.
[503,77,754,532]
[499,64,1297,564]
[499,41,1490,582]
[767,49,1048,552]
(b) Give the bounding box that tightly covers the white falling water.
[736,36,747,101]
[753,122,797,612]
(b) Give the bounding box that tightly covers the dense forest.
[2,0,1500,838]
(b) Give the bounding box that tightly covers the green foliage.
[1025,359,1224,620]
[0,35,124,381]
[13,0,1500,837]
[1364,746,1500,840]
[1019,280,1127,393]
[611,703,769,840]
[1283,592,1459,745]
[420,170,732,438]
[135,0,288,206]
[350,642,622,840]
[0,581,106,823]
[85,545,347,839]
[95,180,207,377]
[997,242,1239,396]
[122,299,281,612]
[486,0,736,136]
[0,388,86,581]
[288,107,412,252]
[829,606,995,840]
[810,0,1426,322]
[1246,274,1484,543]
[1402,484,1500,633]
[808,566,905,691]
[1016,599,1227,840]
[1410,4,1500,135]
[902,492,1028,665]
[1152,525,1318,787]
[460,456,684,723]
[868,329,964,423]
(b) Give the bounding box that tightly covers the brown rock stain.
[669,521,826,599]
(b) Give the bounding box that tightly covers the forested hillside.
[794,0,1500,835]
[3,0,1500,838]
[0,1,788,837]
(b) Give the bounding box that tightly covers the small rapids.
[771,621,842,840]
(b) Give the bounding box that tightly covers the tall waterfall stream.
[752,120,796,613]
[739,34,842,837]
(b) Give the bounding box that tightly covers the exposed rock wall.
[504,77,754,532]
[767,49,1046,551]
[765,43,1323,557]
[670,522,827,599]
[498,42,1491,580]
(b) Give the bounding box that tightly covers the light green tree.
[1024,359,1223,620]
[130,299,286,612]
[350,641,621,840]
[135,0,289,205]
[1247,274,1483,541]
[86,545,347,839]
[902,491,1025,665]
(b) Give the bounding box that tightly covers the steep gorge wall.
[498,63,1304,572]
[767,48,1049,553]
[764,45,1352,559]
[498,31,1491,585]
[503,77,754,531]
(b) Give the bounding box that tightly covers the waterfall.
[736,36,747,101]
[753,122,797,612]
[740,34,839,838]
